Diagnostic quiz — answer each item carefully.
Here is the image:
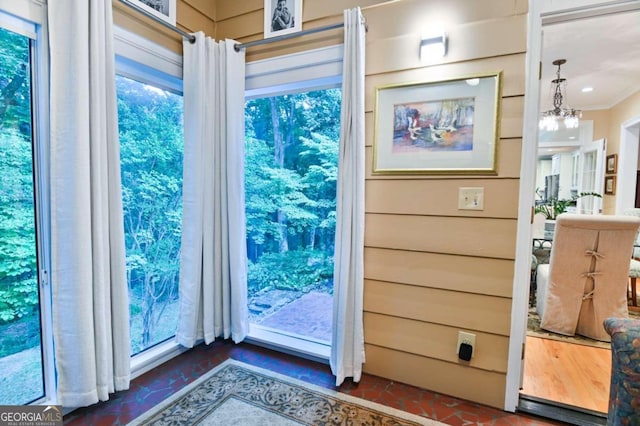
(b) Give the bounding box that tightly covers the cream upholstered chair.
[623,208,640,306]
[536,213,640,341]
[629,259,640,307]
[623,208,640,259]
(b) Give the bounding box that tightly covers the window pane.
[0,27,44,404]
[116,75,183,355]
[245,88,340,344]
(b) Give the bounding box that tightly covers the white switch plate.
[457,331,476,358]
[458,187,484,210]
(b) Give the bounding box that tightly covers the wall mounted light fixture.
[420,32,447,62]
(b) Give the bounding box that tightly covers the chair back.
[539,213,640,341]
[623,208,640,258]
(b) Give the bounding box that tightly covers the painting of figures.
[392,97,475,153]
[373,72,501,174]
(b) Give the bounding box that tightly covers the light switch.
[458,187,484,210]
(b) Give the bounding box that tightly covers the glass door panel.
[245,88,340,346]
[0,26,44,404]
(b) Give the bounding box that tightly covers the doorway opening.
[517,2,640,422]
[242,45,345,359]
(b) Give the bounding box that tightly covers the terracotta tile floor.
[63,340,564,425]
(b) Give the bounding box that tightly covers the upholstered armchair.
[603,317,640,425]
[536,214,640,341]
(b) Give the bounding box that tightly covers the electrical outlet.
[457,331,476,358]
[458,187,484,210]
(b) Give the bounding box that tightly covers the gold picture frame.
[372,72,502,175]
[606,154,617,174]
[605,175,616,195]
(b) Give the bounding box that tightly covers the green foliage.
[245,88,341,293]
[534,191,602,220]
[0,26,38,327]
[0,28,31,134]
[247,250,334,292]
[116,75,183,353]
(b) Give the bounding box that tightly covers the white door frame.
[505,0,640,412]
[615,116,640,213]
[577,138,605,214]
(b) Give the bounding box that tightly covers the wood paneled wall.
[112,0,215,53]
[359,1,526,408]
[120,0,528,409]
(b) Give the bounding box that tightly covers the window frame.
[0,1,54,406]
[244,45,344,361]
[113,26,188,379]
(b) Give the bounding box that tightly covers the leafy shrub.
[248,249,333,293]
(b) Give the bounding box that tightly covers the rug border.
[127,358,446,426]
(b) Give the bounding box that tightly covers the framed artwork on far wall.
[264,0,303,39]
[372,72,502,175]
[606,154,618,174]
[124,0,177,25]
[605,175,616,195]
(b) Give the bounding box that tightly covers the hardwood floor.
[521,335,611,413]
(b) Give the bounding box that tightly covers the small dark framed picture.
[605,175,616,195]
[606,154,617,174]
[264,0,303,39]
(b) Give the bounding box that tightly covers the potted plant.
[534,191,602,238]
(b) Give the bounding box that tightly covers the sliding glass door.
[245,87,340,348]
[0,22,47,405]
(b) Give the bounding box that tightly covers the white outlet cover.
[457,331,476,358]
[458,187,484,210]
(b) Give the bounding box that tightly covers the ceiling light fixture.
[539,59,582,132]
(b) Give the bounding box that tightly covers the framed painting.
[124,0,176,26]
[606,154,617,174]
[605,175,616,195]
[373,72,502,175]
[264,0,303,39]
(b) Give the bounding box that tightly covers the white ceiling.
[538,8,640,147]
[541,9,640,111]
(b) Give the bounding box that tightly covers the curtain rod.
[234,22,345,52]
[118,0,196,43]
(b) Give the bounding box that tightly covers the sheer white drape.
[177,33,249,347]
[330,7,366,386]
[48,1,130,406]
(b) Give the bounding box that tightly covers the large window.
[114,28,184,358]
[0,11,49,405]
[244,46,343,354]
[116,73,183,356]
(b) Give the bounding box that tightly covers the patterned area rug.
[129,359,444,425]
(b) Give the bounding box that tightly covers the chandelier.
[539,59,582,131]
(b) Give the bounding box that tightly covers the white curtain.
[176,33,249,347]
[331,7,366,386]
[48,1,130,406]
